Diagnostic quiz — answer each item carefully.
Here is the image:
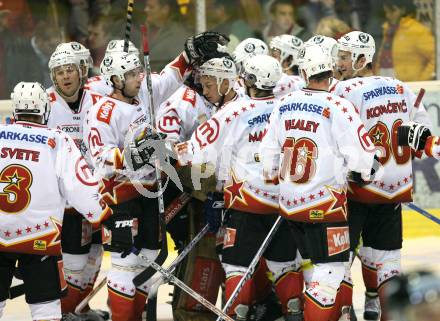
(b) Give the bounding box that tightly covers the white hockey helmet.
[100,51,142,86]
[269,35,304,70]
[305,35,338,65]
[243,54,282,90]
[55,42,92,80]
[232,38,269,73]
[199,56,237,96]
[337,31,375,70]
[106,39,140,56]
[298,43,333,82]
[48,46,81,72]
[11,82,51,124]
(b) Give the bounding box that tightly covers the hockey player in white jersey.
[84,40,140,95]
[259,43,376,321]
[331,31,431,321]
[305,35,341,88]
[0,82,130,321]
[46,44,108,320]
[269,35,305,97]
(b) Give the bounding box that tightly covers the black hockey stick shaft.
[123,0,135,53]
[216,216,283,320]
[134,23,168,321]
[137,251,235,321]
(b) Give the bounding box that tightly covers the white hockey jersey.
[176,96,279,214]
[260,89,375,222]
[84,53,191,113]
[331,76,431,203]
[155,85,215,143]
[47,87,103,161]
[83,96,156,205]
[0,122,111,255]
[273,73,305,98]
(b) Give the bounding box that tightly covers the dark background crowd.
[0,0,435,99]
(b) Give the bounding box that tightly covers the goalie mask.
[106,39,140,57]
[270,35,304,71]
[338,31,375,71]
[298,44,333,83]
[48,46,83,99]
[11,82,51,124]
[232,38,269,74]
[243,54,282,90]
[199,56,237,97]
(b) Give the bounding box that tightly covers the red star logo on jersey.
[326,186,347,218]
[99,176,121,202]
[49,217,63,246]
[224,172,246,207]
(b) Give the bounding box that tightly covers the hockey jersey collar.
[252,95,275,101]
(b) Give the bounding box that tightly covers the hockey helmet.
[243,54,282,90]
[232,38,269,73]
[337,31,375,70]
[100,51,142,87]
[199,56,237,96]
[55,42,92,81]
[106,39,140,57]
[11,82,51,124]
[298,43,333,81]
[270,35,304,70]
[306,35,338,66]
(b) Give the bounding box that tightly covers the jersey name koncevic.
[176,96,280,214]
[260,89,375,222]
[331,76,431,203]
[0,122,110,255]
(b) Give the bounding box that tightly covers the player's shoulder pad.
[96,99,117,125]
[182,87,197,107]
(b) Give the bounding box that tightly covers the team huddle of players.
[0,28,436,321]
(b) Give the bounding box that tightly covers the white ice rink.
[2,236,440,321]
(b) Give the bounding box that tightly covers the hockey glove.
[397,121,431,150]
[102,213,134,257]
[350,155,380,186]
[125,127,167,171]
[184,31,229,66]
[203,192,225,233]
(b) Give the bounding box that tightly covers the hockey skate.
[284,298,303,321]
[248,289,283,321]
[338,305,357,321]
[363,293,380,321]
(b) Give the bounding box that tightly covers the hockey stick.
[74,277,107,314]
[405,203,440,225]
[132,23,169,321]
[136,249,234,321]
[123,0,135,53]
[147,223,210,298]
[216,216,283,320]
[133,24,168,287]
[8,283,24,299]
[59,193,189,313]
